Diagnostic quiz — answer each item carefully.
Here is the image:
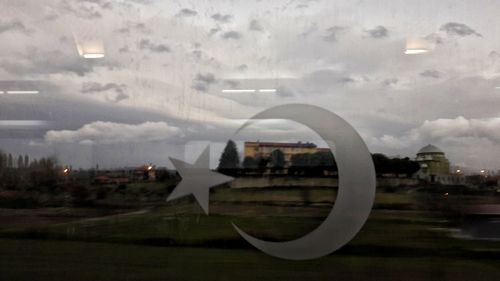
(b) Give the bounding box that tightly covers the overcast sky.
[1,0,500,171]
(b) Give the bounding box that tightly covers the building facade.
[244,141,330,167]
[415,144,464,185]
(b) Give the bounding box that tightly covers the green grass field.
[1,188,499,280]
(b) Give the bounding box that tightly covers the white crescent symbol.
[232,104,376,260]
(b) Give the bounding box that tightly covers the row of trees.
[0,150,60,190]
[216,140,420,177]
[0,153,30,169]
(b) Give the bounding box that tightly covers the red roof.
[245,141,317,148]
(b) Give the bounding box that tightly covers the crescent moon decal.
[232,104,376,260]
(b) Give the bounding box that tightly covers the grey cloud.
[366,25,389,39]
[381,78,398,87]
[339,77,356,84]
[209,27,221,36]
[60,1,102,19]
[76,0,113,9]
[0,20,29,34]
[119,45,129,53]
[222,31,242,40]
[127,0,154,4]
[298,23,317,38]
[236,64,248,71]
[249,19,263,31]
[373,116,500,151]
[177,8,197,17]
[114,92,129,103]
[45,121,183,145]
[117,22,150,34]
[323,26,347,42]
[424,33,444,45]
[138,39,171,53]
[192,72,217,92]
[276,86,295,97]
[440,22,482,37]
[420,70,441,79]
[224,80,240,88]
[192,50,202,59]
[81,82,126,94]
[211,13,233,23]
[1,50,97,76]
[117,27,130,33]
[81,82,130,103]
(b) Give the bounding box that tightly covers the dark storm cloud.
[81,82,126,94]
[0,20,29,34]
[211,13,233,23]
[365,26,389,39]
[323,26,347,42]
[177,8,197,17]
[192,72,217,92]
[420,70,441,79]
[249,19,263,31]
[222,31,242,40]
[440,22,482,37]
[138,39,171,53]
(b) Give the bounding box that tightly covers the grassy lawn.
[1,239,499,281]
[1,188,499,280]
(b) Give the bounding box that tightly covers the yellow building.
[244,141,329,166]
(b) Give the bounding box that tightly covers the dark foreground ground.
[1,187,500,281]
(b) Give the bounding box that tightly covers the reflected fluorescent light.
[82,53,105,59]
[405,49,429,55]
[405,37,432,55]
[75,37,105,59]
[258,89,277,93]
[495,86,500,89]
[222,89,256,93]
[0,120,49,127]
[6,90,39,95]
[0,91,4,94]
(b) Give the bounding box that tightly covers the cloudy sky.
[1,0,500,171]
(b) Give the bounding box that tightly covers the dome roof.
[417,144,444,154]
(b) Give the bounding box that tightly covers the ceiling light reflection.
[222,89,256,93]
[405,37,432,55]
[258,89,277,93]
[404,49,429,55]
[0,120,49,127]
[6,90,40,95]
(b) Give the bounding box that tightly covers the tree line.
[217,140,420,177]
[0,150,60,190]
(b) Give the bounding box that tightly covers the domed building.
[415,144,451,183]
